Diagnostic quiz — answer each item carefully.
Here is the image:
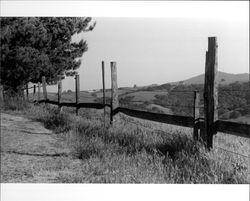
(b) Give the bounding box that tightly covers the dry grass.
[1,97,249,183]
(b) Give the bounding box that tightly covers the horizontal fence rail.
[215,120,250,138]
[115,107,194,128]
[35,99,111,109]
[35,98,250,139]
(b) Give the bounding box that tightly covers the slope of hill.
[171,71,249,85]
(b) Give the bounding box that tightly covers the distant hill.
[171,71,249,85]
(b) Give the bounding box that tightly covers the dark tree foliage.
[0,17,96,92]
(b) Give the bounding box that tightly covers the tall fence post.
[110,61,119,125]
[102,61,106,127]
[204,37,218,149]
[58,75,62,112]
[33,85,36,101]
[0,85,4,108]
[193,90,200,140]
[26,84,29,101]
[75,74,80,115]
[42,76,48,103]
[23,88,26,100]
[37,82,41,102]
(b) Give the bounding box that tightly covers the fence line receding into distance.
[19,37,249,150]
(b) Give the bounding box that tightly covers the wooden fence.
[21,37,250,149]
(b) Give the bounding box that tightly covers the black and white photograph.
[0,1,249,200]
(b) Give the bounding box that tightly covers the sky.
[71,16,249,91]
[1,1,249,92]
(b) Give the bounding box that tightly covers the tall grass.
[2,94,29,111]
[2,97,249,183]
[65,117,248,183]
[26,105,74,133]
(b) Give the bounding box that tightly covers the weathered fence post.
[110,61,119,125]
[37,82,41,102]
[58,75,62,112]
[75,74,80,115]
[26,84,29,101]
[0,85,4,108]
[33,85,36,101]
[204,37,218,149]
[102,61,106,127]
[42,76,48,103]
[193,90,200,140]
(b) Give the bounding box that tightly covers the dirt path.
[1,112,73,182]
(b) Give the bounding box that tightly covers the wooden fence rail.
[215,120,250,138]
[36,99,111,109]
[115,107,194,128]
[33,98,250,139]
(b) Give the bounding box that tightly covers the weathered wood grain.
[110,62,119,124]
[26,84,29,101]
[204,37,218,149]
[42,76,47,101]
[58,75,62,111]
[37,82,41,102]
[102,61,106,127]
[75,74,80,115]
[0,85,4,107]
[193,91,200,140]
[33,85,36,100]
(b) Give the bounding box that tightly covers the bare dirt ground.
[0,112,73,183]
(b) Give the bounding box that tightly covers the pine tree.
[0,17,95,92]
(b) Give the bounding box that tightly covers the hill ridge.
[170,71,249,85]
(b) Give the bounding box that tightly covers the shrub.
[26,105,74,133]
[230,111,241,119]
[220,111,230,120]
[235,107,249,116]
[3,94,29,111]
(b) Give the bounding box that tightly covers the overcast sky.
[62,15,248,91]
[73,16,248,90]
[1,1,249,92]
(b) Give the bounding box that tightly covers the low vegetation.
[2,95,249,183]
[25,81,249,123]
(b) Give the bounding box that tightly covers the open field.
[1,98,249,183]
